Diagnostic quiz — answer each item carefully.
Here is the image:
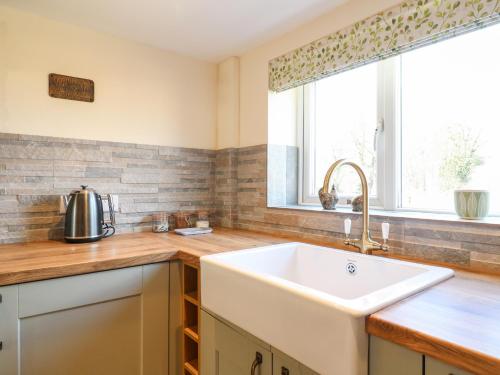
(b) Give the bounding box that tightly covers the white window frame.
[294,25,500,216]
[299,58,398,209]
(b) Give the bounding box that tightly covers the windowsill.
[269,204,500,226]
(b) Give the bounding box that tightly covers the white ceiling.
[2,0,346,61]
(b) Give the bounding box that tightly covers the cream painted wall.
[0,6,217,149]
[239,0,402,147]
[216,57,240,149]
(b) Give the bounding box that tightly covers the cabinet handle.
[250,352,263,375]
[281,367,290,375]
[0,341,3,351]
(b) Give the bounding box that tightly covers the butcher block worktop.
[0,229,288,286]
[367,271,500,375]
[0,228,499,374]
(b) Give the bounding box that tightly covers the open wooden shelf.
[184,325,199,342]
[182,262,200,375]
[184,291,199,306]
[184,263,198,295]
[184,358,199,375]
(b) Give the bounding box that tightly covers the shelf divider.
[182,262,200,375]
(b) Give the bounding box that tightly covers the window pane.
[401,24,500,212]
[309,63,378,199]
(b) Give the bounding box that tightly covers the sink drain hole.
[346,263,357,275]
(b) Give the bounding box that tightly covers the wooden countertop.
[366,271,500,375]
[0,228,498,375]
[0,229,288,286]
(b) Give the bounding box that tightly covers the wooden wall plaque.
[48,73,94,102]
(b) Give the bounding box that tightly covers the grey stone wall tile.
[53,177,121,189]
[126,161,161,169]
[120,202,177,214]
[121,173,161,184]
[0,169,53,177]
[0,144,53,160]
[18,134,97,145]
[114,213,153,225]
[0,228,53,244]
[53,146,112,162]
[0,215,61,225]
[135,144,159,150]
[0,198,20,213]
[461,241,500,255]
[106,147,158,160]
[394,242,470,266]
[85,167,123,178]
[470,252,500,273]
[0,133,20,141]
[97,140,146,149]
[1,159,53,171]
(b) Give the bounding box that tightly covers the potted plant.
[439,125,489,219]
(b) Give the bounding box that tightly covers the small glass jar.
[196,210,210,228]
[152,212,169,233]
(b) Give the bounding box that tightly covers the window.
[302,62,380,205]
[299,23,500,213]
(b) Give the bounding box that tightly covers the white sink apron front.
[201,242,454,375]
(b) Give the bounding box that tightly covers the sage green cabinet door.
[215,319,272,375]
[426,356,473,375]
[8,264,169,375]
[369,336,423,375]
[168,261,184,375]
[272,347,319,375]
[142,263,171,375]
[20,295,142,375]
[0,285,19,375]
[201,309,217,375]
[201,309,272,375]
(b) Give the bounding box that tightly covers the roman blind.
[269,0,500,92]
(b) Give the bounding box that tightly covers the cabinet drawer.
[426,356,473,375]
[19,266,142,317]
[273,350,301,375]
[272,347,319,375]
[215,318,272,375]
[369,336,423,375]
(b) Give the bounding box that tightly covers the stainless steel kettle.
[62,185,115,243]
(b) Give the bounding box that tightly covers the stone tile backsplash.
[0,133,215,243]
[231,145,500,274]
[1,133,499,274]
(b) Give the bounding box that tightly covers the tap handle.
[382,222,390,241]
[344,218,351,237]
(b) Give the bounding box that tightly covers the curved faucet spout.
[322,159,385,254]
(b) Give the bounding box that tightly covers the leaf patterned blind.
[269,0,500,92]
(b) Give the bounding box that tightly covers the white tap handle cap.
[382,222,390,240]
[344,218,351,236]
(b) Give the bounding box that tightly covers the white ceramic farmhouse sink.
[201,242,454,375]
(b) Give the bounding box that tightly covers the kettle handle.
[103,224,115,238]
[102,194,115,238]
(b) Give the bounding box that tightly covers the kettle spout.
[59,195,69,214]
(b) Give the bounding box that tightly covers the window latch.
[374,118,384,151]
